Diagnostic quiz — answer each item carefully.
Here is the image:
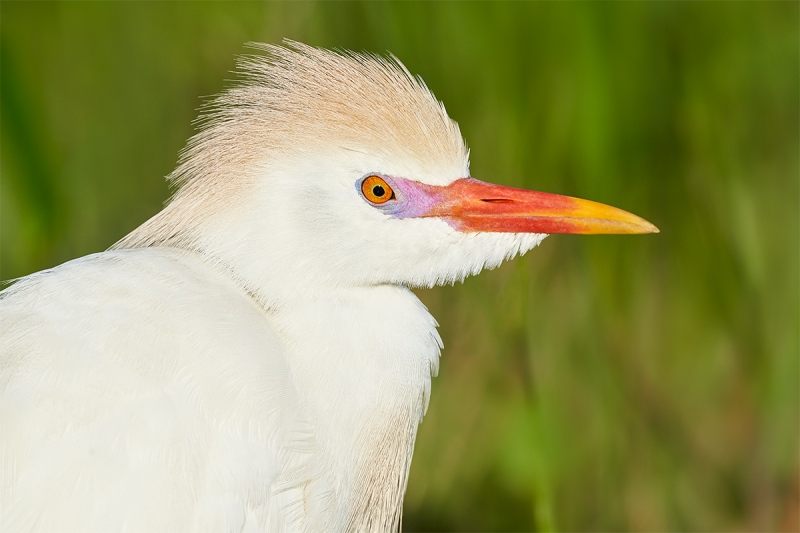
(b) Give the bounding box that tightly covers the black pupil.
[372,185,385,197]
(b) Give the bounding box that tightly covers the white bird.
[0,42,657,532]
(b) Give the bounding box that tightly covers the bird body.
[0,42,656,531]
[1,247,437,531]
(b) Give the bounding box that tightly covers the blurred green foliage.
[2,2,797,531]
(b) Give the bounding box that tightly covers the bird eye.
[361,176,395,204]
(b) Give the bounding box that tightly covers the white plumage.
[0,42,656,532]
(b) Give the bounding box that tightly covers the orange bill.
[420,178,659,235]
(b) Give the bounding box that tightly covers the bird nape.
[0,41,657,532]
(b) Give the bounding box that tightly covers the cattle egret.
[0,42,658,532]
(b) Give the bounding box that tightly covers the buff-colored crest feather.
[117,40,467,250]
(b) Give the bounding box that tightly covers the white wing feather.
[0,249,321,532]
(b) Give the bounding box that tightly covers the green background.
[2,2,798,531]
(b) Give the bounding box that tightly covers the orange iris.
[361,176,394,204]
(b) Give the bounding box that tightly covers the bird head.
[118,41,657,303]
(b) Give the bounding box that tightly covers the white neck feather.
[268,285,441,530]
